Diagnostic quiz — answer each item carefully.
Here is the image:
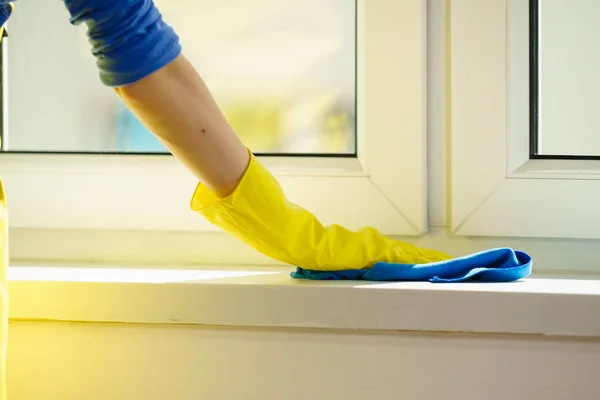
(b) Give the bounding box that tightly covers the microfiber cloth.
[291,248,532,283]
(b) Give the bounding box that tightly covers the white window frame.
[450,0,600,239]
[1,0,429,243]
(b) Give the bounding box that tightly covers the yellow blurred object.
[191,150,451,271]
[0,181,7,400]
[224,102,282,152]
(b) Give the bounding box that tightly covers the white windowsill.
[8,265,600,337]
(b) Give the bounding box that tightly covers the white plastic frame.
[451,0,600,239]
[0,0,430,236]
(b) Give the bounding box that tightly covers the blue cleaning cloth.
[63,0,181,87]
[292,248,532,283]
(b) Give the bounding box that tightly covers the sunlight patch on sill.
[8,266,279,284]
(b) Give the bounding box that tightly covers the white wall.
[7,321,600,400]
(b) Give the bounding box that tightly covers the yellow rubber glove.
[0,181,7,400]
[191,150,451,271]
[0,6,12,399]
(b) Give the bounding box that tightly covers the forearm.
[64,0,248,197]
[115,55,249,198]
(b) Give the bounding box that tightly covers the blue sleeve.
[63,0,182,87]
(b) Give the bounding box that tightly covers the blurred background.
[5,0,357,155]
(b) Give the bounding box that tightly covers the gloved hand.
[0,181,7,400]
[192,151,452,271]
[62,0,181,86]
[0,1,14,34]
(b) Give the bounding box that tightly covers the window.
[450,0,600,239]
[6,0,357,155]
[1,0,430,262]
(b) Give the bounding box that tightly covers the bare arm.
[114,55,250,198]
[60,0,453,271]
[63,0,249,198]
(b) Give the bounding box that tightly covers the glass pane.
[2,0,356,155]
[532,0,600,157]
